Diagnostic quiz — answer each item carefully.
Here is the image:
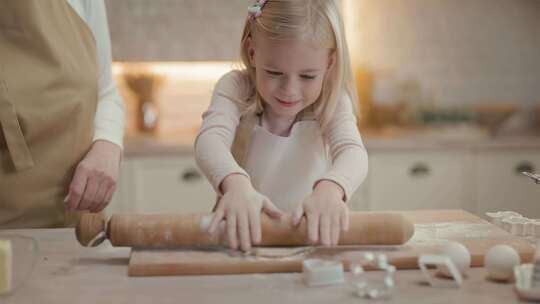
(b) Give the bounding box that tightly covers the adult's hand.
[64,140,122,212]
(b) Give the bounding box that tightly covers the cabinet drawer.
[476,151,540,218]
[368,151,472,211]
[130,156,215,214]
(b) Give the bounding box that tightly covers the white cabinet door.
[368,151,473,212]
[104,159,133,216]
[349,178,370,211]
[126,156,215,214]
[476,151,540,218]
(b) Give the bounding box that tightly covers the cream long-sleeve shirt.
[67,0,125,148]
[195,70,368,202]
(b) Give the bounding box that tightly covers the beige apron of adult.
[0,0,98,228]
[231,108,332,212]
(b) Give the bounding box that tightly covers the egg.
[437,241,471,277]
[485,244,520,282]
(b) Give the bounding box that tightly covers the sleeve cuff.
[93,121,124,149]
[314,175,353,203]
[212,170,251,195]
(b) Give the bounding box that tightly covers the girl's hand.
[207,174,283,251]
[64,140,122,213]
[292,180,349,246]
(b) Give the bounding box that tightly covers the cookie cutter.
[350,253,396,300]
[501,216,530,236]
[418,254,463,288]
[522,172,540,184]
[514,263,540,301]
[486,211,523,227]
[302,259,345,287]
[526,220,540,237]
[486,211,540,237]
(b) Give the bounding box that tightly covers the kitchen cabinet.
[108,153,372,215]
[105,159,132,215]
[107,144,540,218]
[475,150,540,218]
[349,180,370,211]
[366,151,475,212]
[106,155,215,215]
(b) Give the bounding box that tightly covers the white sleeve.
[316,94,369,202]
[194,71,251,194]
[81,0,125,149]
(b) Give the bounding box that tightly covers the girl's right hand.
[207,174,283,251]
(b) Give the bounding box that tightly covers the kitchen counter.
[0,228,531,304]
[123,127,540,157]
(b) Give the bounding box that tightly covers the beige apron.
[231,109,331,212]
[0,0,98,228]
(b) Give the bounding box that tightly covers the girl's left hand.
[64,140,122,213]
[291,180,349,246]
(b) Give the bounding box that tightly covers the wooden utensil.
[127,210,535,276]
[76,212,415,248]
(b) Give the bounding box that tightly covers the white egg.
[485,245,520,282]
[437,241,471,277]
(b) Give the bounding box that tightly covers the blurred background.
[104,0,540,218]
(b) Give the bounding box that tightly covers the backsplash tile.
[345,0,540,107]
[105,0,249,61]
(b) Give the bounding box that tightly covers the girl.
[195,0,368,251]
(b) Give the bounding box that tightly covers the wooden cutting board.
[128,209,535,276]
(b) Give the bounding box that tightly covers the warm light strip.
[342,0,359,66]
[113,61,237,81]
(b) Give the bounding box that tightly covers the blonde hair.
[239,0,358,131]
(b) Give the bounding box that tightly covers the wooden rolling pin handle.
[76,213,107,247]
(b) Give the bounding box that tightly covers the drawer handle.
[410,163,430,177]
[516,161,535,175]
[181,169,202,182]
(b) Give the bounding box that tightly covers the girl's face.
[248,34,335,120]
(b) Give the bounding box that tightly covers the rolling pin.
[76,212,415,248]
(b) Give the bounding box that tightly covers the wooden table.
[0,228,533,304]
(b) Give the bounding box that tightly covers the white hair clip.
[248,0,268,20]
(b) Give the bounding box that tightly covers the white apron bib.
[232,111,331,212]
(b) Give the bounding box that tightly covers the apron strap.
[231,108,260,168]
[0,81,35,171]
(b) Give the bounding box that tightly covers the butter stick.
[0,240,12,295]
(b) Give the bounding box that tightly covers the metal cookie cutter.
[486,211,523,227]
[501,216,530,237]
[418,254,463,288]
[302,259,345,287]
[486,211,540,237]
[522,172,540,184]
[514,264,540,301]
[350,253,396,300]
